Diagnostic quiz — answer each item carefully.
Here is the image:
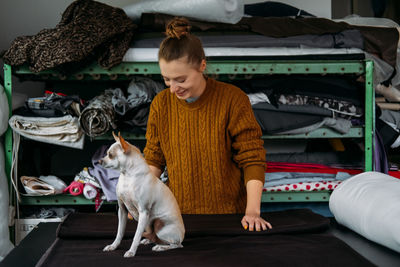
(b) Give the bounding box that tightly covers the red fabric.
[388,171,400,179]
[266,162,363,175]
[63,181,84,196]
[45,90,67,96]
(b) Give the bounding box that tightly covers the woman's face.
[159,57,206,100]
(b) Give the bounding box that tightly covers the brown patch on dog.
[119,135,130,154]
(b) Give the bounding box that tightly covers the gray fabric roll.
[380,109,400,130]
[79,90,116,137]
[277,117,352,135]
[132,30,364,49]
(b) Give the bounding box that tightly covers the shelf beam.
[13,60,365,79]
[364,60,374,171]
[19,195,116,205]
[19,191,332,205]
[262,191,331,202]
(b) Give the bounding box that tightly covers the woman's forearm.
[149,165,162,178]
[245,179,263,215]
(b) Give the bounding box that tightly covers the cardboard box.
[15,217,64,245]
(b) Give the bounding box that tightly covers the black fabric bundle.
[37,209,375,267]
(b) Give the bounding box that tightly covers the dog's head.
[99,132,141,171]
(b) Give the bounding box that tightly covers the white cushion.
[329,171,400,252]
[0,84,9,136]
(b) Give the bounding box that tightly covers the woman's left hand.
[241,213,272,231]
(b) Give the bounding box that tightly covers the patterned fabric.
[79,89,116,138]
[144,78,266,214]
[277,94,362,119]
[3,0,136,73]
[263,180,342,192]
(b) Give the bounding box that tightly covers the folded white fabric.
[123,0,244,24]
[329,171,400,252]
[9,115,84,149]
[21,175,67,196]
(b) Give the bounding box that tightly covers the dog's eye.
[108,153,114,159]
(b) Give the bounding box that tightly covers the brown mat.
[37,209,375,267]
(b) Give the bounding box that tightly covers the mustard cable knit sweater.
[144,78,266,214]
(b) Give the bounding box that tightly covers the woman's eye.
[176,79,186,83]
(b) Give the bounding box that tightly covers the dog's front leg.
[103,201,128,252]
[124,210,149,258]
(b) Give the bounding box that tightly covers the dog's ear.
[112,131,119,142]
[118,135,130,154]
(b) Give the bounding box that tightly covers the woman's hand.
[241,213,272,231]
[242,179,272,231]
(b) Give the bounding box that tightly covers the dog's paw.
[124,250,136,258]
[152,244,183,251]
[140,238,152,245]
[103,244,117,251]
[151,244,170,251]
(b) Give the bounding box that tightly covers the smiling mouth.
[176,90,187,97]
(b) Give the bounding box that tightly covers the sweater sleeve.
[143,96,166,170]
[228,90,266,185]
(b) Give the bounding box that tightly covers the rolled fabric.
[79,90,116,137]
[83,183,98,200]
[64,181,84,196]
[21,175,67,196]
[329,171,400,252]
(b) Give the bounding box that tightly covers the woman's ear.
[199,59,206,72]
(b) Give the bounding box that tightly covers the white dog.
[100,132,185,258]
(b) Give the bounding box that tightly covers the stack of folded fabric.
[264,162,362,192]
[9,115,84,149]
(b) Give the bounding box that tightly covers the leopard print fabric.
[3,0,136,73]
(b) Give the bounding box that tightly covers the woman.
[143,17,272,231]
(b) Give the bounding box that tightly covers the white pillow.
[329,171,400,252]
[0,84,9,136]
[123,0,244,24]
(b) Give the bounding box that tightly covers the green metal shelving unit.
[3,59,375,206]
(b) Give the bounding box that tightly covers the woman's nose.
[169,80,178,93]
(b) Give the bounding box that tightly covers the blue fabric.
[88,145,120,201]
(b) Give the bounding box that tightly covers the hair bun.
[165,17,191,39]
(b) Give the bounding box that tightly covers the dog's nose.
[98,159,103,165]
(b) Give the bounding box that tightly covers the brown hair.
[158,17,205,67]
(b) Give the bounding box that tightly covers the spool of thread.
[63,181,84,196]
